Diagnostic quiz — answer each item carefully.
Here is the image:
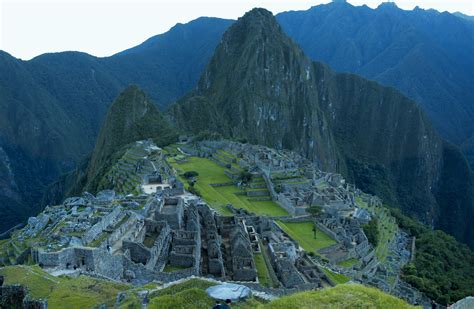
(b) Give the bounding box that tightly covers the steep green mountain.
[0,51,92,233]
[70,85,177,194]
[171,9,340,170]
[0,18,229,233]
[276,2,474,167]
[170,8,474,249]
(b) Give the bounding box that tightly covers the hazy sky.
[1,0,473,60]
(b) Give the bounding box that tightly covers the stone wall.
[123,241,151,265]
[122,255,198,284]
[246,190,269,197]
[38,247,123,280]
[315,222,339,242]
[103,213,142,249]
[93,249,123,280]
[155,198,184,230]
[0,285,26,308]
[82,206,123,244]
[224,170,239,180]
[209,182,235,187]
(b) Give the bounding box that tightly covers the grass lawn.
[254,253,271,287]
[321,267,351,285]
[264,284,416,308]
[275,221,336,254]
[337,258,359,268]
[168,156,288,217]
[0,265,129,308]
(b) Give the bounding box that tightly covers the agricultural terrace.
[167,154,288,217]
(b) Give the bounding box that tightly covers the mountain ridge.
[170,8,474,248]
[0,4,472,246]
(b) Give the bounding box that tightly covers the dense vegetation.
[346,158,398,209]
[390,208,474,305]
[362,218,379,247]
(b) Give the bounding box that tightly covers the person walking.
[221,299,232,308]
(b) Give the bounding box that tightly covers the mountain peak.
[175,6,339,170]
[105,85,155,126]
[86,86,176,192]
[377,2,399,10]
[220,8,282,48]
[239,7,274,21]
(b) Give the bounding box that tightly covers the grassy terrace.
[254,253,272,287]
[168,156,288,217]
[356,197,398,262]
[275,221,336,255]
[0,265,128,308]
[321,267,351,285]
[337,258,359,268]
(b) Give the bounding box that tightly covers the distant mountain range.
[278,2,474,164]
[0,3,473,250]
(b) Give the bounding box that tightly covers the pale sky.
[1,0,473,60]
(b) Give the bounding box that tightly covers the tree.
[239,170,253,184]
[183,171,199,179]
[307,205,323,217]
[363,218,379,246]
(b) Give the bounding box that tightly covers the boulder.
[70,236,83,246]
[452,296,474,309]
[82,192,96,201]
[63,196,88,208]
[96,190,116,202]
[206,283,251,302]
[24,214,50,237]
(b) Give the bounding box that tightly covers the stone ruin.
[0,275,47,309]
[4,140,429,306]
